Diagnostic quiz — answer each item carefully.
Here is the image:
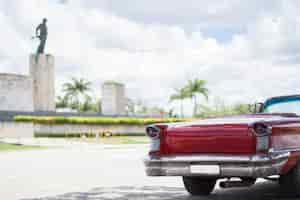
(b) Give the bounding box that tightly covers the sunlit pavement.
[0,143,297,200]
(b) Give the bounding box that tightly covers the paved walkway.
[0,138,147,149]
[0,142,297,200]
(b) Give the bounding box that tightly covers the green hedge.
[14,116,189,125]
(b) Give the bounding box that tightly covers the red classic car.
[144,95,300,196]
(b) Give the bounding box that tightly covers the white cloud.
[0,0,300,116]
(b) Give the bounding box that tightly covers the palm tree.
[185,79,209,117]
[169,88,189,117]
[56,95,69,108]
[63,78,92,111]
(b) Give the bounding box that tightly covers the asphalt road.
[0,143,298,200]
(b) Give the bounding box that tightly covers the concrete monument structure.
[102,81,126,116]
[0,19,55,113]
[0,73,34,111]
[30,54,55,111]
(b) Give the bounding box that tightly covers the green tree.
[232,103,252,114]
[135,100,148,116]
[56,95,69,108]
[125,99,149,116]
[126,98,136,116]
[169,88,189,117]
[79,95,93,112]
[185,79,209,117]
[78,96,101,113]
[63,78,92,112]
[196,97,252,118]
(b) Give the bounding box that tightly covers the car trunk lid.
[162,115,286,155]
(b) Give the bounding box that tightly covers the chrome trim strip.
[144,152,291,178]
[271,147,300,154]
[145,152,290,164]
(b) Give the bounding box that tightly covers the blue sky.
[0,0,300,115]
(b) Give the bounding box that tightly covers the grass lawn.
[0,143,43,152]
[74,136,150,145]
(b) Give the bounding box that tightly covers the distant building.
[102,81,126,116]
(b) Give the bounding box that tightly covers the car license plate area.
[190,165,220,175]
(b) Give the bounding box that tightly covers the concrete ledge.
[34,124,145,136]
[0,122,34,138]
[0,122,145,138]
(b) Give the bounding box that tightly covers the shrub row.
[14,116,189,125]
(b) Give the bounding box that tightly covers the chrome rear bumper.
[144,152,290,178]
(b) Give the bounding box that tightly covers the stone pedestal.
[30,54,55,111]
[102,81,126,116]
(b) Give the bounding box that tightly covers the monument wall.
[30,54,55,111]
[34,123,144,136]
[0,122,34,138]
[102,81,126,116]
[0,73,33,111]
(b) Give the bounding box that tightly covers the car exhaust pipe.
[219,179,255,188]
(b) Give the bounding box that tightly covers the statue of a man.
[35,18,48,54]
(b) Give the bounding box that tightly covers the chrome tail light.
[252,122,272,153]
[146,125,161,154]
[146,126,160,139]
